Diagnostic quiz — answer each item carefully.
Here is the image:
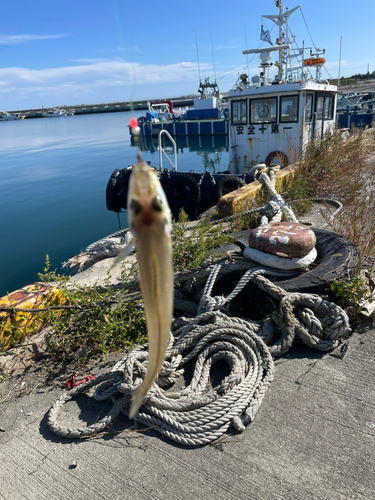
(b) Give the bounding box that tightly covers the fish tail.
[129,385,146,419]
[110,241,135,270]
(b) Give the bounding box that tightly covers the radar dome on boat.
[259,51,272,66]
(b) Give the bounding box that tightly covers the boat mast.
[277,0,283,82]
[262,1,300,83]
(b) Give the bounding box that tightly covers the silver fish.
[121,154,173,418]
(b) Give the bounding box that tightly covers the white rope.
[62,232,132,272]
[47,169,351,445]
[47,261,351,445]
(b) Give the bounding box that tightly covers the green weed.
[37,258,146,362]
[3,211,237,363]
[331,273,374,321]
[172,209,236,271]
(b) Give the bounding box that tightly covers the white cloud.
[324,60,347,69]
[0,59,209,86]
[0,59,210,102]
[0,34,67,45]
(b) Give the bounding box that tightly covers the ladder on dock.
[158,130,177,171]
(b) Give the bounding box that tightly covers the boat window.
[280,95,299,122]
[316,95,334,120]
[305,94,313,121]
[231,100,247,125]
[324,96,334,119]
[250,98,277,123]
[316,96,324,119]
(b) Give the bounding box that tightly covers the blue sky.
[1,0,374,110]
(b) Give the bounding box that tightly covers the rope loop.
[47,307,275,446]
[46,168,352,445]
[47,259,352,444]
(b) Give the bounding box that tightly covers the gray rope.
[47,306,275,445]
[196,264,351,357]
[47,261,351,445]
[47,172,349,444]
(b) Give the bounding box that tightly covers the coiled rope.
[47,262,351,445]
[46,167,350,444]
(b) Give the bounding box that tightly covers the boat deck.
[136,117,228,136]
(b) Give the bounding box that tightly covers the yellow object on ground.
[216,165,298,219]
[0,282,67,350]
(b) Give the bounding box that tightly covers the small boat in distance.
[0,111,18,121]
[42,108,65,118]
[132,77,229,137]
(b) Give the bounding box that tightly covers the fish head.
[127,153,171,236]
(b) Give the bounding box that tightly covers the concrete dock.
[0,210,374,500]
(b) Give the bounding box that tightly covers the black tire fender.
[106,169,123,212]
[162,173,201,211]
[275,228,358,294]
[277,228,359,294]
[236,228,358,294]
[105,167,132,212]
[119,168,132,210]
[212,229,358,320]
[215,175,246,200]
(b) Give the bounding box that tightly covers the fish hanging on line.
[112,139,173,418]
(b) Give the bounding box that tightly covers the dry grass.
[289,126,375,265]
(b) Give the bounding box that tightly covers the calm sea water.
[0,111,229,296]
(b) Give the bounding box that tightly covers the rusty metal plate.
[248,221,316,258]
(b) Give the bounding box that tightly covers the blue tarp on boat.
[185,109,222,120]
[146,111,158,121]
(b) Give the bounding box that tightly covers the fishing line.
[195,30,201,83]
[211,33,217,83]
[111,0,137,114]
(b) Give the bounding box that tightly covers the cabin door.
[313,94,335,139]
[313,95,324,139]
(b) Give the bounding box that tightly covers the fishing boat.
[336,90,375,129]
[0,111,18,121]
[42,108,65,118]
[132,78,229,138]
[228,0,337,173]
[108,0,337,221]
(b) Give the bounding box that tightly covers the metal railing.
[158,130,177,171]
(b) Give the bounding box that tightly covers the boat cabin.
[228,81,337,173]
[228,0,337,174]
[147,100,174,121]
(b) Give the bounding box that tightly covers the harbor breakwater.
[8,96,196,119]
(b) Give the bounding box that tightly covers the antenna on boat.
[195,30,201,84]
[210,33,217,84]
[338,35,342,88]
[244,23,249,72]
